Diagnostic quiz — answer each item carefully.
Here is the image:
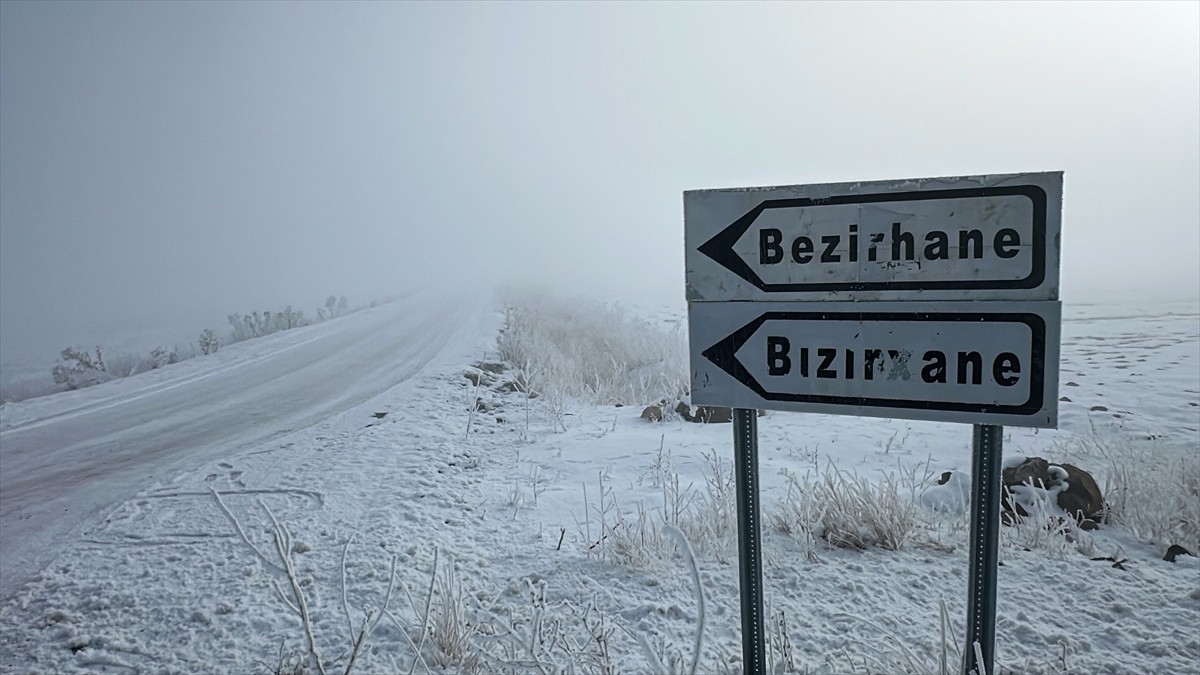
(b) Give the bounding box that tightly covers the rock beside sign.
[640,404,665,422]
[687,405,734,424]
[1001,457,1105,530]
[640,399,764,424]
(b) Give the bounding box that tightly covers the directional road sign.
[689,300,1060,427]
[685,172,1062,302]
[686,173,1065,675]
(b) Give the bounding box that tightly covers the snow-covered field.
[0,292,1197,674]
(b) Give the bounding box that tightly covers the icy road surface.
[0,292,491,600]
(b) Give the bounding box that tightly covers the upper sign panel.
[685,172,1062,302]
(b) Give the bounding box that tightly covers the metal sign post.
[732,408,766,674]
[963,424,1004,675]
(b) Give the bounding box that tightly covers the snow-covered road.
[0,292,491,600]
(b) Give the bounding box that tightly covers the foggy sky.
[2,1,1198,365]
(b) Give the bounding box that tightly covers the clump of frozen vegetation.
[49,346,111,391]
[772,462,933,557]
[199,328,221,355]
[577,447,738,569]
[496,290,688,409]
[225,305,311,342]
[316,295,351,322]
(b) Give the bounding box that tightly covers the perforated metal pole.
[733,408,766,675]
[963,424,1003,675]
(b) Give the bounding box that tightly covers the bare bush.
[211,491,400,675]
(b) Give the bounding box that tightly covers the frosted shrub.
[227,305,316,345]
[50,346,110,390]
[149,346,179,369]
[320,295,349,320]
[199,328,220,355]
[496,291,687,407]
[272,306,308,332]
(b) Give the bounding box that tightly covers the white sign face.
[689,301,1060,427]
[685,172,1062,302]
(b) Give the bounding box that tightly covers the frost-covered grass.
[1057,431,1200,555]
[496,290,688,409]
[578,447,739,569]
[218,499,709,675]
[772,461,935,556]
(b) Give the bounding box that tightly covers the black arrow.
[696,203,769,291]
[695,185,1047,293]
[700,313,771,399]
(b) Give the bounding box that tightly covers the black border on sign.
[700,311,1047,416]
[696,185,1048,293]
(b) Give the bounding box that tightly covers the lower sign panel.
[689,301,1060,427]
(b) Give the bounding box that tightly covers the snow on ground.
[0,292,495,599]
[0,294,1197,674]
